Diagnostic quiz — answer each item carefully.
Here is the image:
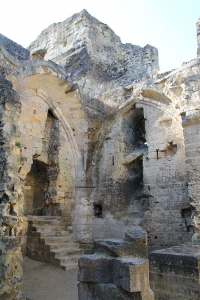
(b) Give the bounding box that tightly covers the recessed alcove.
[23,160,48,216]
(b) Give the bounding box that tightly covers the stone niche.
[23,159,48,216]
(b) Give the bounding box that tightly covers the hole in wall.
[165,142,177,157]
[23,160,48,216]
[0,193,9,203]
[9,227,12,236]
[94,204,102,218]
[10,204,17,216]
[181,207,194,232]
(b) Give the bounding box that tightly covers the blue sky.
[1,0,200,72]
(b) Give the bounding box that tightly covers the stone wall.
[149,244,200,299]
[28,10,159,96]
[0,68,24,299]
[0,34,30,60]
[89,85,192,250]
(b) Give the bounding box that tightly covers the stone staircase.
[27,216,84,271]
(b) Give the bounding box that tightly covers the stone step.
[58,254,81,264]
[29,219,61,225]
[27,216,83,271]
[61,262,78,271]
[32,224,65,232]
[44,235,73,244]
[53,248,84,258]
[49,242,79,250]
[28,216,62,221]
[40,230,70,238]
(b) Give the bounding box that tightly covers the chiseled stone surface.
[78,283,143,300]
[78,254,113,283]
[78,230,154,299]
[113,257,149,293]
[149,244,200,299]
[28,10,159,89]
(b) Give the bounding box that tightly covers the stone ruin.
[0,9,200,300]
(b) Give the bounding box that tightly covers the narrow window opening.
[156,149,159,159]
[94,204,102,218]
[112,156,114,166]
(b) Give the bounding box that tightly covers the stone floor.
[22,257,78,300]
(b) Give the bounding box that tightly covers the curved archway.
[89,90,191,249]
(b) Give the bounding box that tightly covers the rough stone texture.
[0,69,24,299]
[28,10,159,92]
[78,283,144,300]
[0,33,30,60]
[78,254,113,283]
[113,257,150,292]
[78,229,154,299]
[149,244,200,299]
[0,9,200,300]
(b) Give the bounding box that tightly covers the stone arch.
[93,91,182,157]
[8,69,89,241]
[12,74,85,227]
[90,90,191,248]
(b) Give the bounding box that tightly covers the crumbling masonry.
[0,10,200,300]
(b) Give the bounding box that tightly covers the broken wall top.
[28,10,159,85]
[0,33,30,60]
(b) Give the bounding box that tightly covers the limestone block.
[78,254,113,283]
[78,282,143,300]
[125,228,147,245]
[92,283,144,300]
[78,282,93,300]
[94,238,148,258]
[149,244,200,299]
[113,257,150,293]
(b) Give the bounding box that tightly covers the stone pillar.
[197,17,200,57]
[0,68,24,299]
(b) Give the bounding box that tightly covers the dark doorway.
[23,160,48,216]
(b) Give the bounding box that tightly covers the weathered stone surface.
[78,231,153,299]
[149,244,200,299]
[28,10,159,91]
[94,238,148,258]
[125,228,147,245]
[0,9,200,300]
[0,34,30,60]
[113,257,150,293]
[78,254,113,283]
[78,282,143,300]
